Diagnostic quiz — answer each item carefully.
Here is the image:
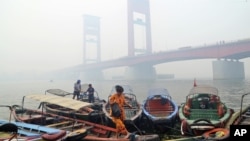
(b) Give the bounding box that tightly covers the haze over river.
[1,78,250,120]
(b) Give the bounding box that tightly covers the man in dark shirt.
[86,84,95,103]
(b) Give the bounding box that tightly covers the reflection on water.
[0,78,250,120]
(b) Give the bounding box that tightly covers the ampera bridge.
[58,39,249,80]
[54,0,250,80]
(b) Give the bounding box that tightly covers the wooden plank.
[91,128,108,135]
[18,130,40,137]
[15,122,60,134]
[47,121,73,127]
[59,123,83,130]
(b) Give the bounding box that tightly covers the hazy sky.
[1,0,250,78]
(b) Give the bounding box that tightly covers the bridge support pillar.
[80,70,104,81]
[212,60,245,80]
[124,65,156,80]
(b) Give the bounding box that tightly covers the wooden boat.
[45,116,160,141]
[45,87,105,111]
[102,85,143,128]
[11,101,160,141]
[0,119,67,141]
[200,93,250,141]
[142,88,178,128]
[80,83,105,103]
[178,83,234,136]
[0,123,27,141]
[231,105,250,125]
[41,93,105,123]
[0,105,28,141]
[231,92,250,125]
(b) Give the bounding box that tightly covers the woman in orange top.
[109,85,132,138]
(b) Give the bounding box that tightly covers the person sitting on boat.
[73,80,81,100]
[209,95,218,109]
[199,101,207,109]
[109,85,133,138]
[85,84,95,103]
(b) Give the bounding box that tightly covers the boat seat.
[125,109,138,118]
[146,99,173,112]
[148,110,174,117]
[189,109,219,120]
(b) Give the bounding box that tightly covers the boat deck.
[240,110,250,125]
[189,109,219,120]
[106,108,140,119]
[145,98,174,117]
[148,111,174,117]
[124,108,139,119]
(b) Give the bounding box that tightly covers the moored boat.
[102,85,143,128]
[142,88,178,129]
[232,105,250,125]
[12,107,159,141]
[41,93,105,123]
[0,119,67,141]
[231,93,250,125]
[11,94,159,141]
[45,87,105,111]
[178,82,233,136]
[200,93,250,141]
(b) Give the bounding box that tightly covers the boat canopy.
[188,85,219,96]
[148,88,171,97]
[45,89,72,96]
[23,94,93,111]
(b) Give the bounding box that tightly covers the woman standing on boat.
[109,85,132,138]
[73,80,81,100]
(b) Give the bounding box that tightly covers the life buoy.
[183,105,190,116]
[217,104,224,117]
[187,98,192,107]
[202,128,229,140]
[181,120,188,135]
[181,120,192,135]
[210,95,217,101]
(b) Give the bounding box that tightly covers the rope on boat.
[162,124,194,137]
[131,121,143,136]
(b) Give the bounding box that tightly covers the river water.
[1,78,250,120]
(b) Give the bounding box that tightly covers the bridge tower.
[81,15,103,80]
[83,15,101,64]
[213,60,245,80]
[125,0,156,80]
[127,0,152,56]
